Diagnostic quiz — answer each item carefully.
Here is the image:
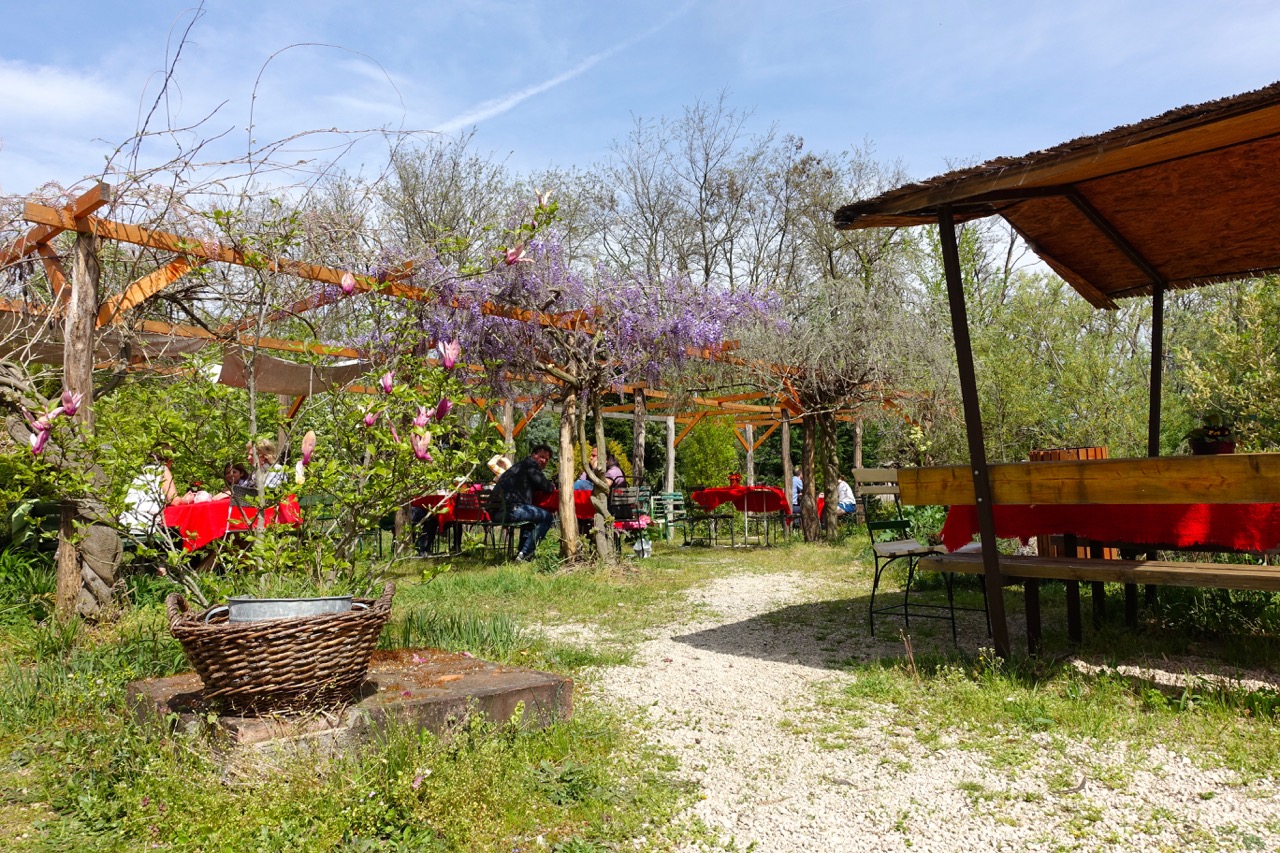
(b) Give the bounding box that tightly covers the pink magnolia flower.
[362,408,380,429]
[413,406,430,428]
[535,189,552,207]
[389,422,402,444]
[379,371,395,394]
[503,244,531,266]
[340,272,357,295]
[439,340,461,371]
[60,390,83,417]
[300,430,316,465]
[410,431,432,461]
[433,397,452,422]
[29,429,50,454]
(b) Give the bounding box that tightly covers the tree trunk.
[745,424,755,486]
[557,394,579,559]
[800,416,819,542]
[818,411,840,541]
[632,389,646,488]
[591,393,615,561]
[55,233,101,620]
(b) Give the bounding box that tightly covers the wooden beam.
[284,395,307,420]
[674,412,707,447]
[731,426,750,452]
[135,319,364,359]
[0,183,112,266]
[22,205,433,304]
[514,400,546,437]
[752,422,779,450]
[899,453,1280,507]
[97,256,201,326]
[35,244,69,305]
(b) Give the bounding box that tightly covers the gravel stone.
[582,570,1280,852]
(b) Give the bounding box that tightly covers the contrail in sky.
[437,1,695,132]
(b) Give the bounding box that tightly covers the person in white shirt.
[836,478,856,515]
[122,449,178,536]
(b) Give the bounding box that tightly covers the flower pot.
[1190,438,1235,455]
[727,474,743,487]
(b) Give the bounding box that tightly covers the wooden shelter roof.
[834,80,1280,308]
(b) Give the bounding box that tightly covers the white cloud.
[0,59,134,127]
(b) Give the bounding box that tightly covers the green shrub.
[0,547,56,624]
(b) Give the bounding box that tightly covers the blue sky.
[3,1,1279,197]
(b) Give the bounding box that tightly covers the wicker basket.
[166,582,394,715]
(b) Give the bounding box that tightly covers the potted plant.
[1185,414,1236,455]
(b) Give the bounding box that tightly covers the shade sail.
[834,81,1280,308]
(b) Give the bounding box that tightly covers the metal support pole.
[938,208,1010,658]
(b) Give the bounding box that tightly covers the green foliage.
[0,548,55,624]
[675,416,739,489]
[1174,276,1280,450]
[385,606,525,661]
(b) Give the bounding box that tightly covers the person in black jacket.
[495,443,556,561]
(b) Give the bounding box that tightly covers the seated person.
[574,447,598,491]
[122,448,178,537]
[603,455,626,487]
[836,478,856,515]
[246,439,287,490]
[217,461,252,498]
[495,443,556,562]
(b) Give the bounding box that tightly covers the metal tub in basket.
[166,582,394,715]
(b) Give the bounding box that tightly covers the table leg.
[1124,583,1138,626]
[1024,578,1041,655]
[1066,581,1082,643]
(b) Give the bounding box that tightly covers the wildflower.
[340,271,357,295]
[433,397,452,421]
[379,371,395,394]
[300,430,316,465]
[60,390,83,416]
[504,244,530,266]
[439,340,461,370]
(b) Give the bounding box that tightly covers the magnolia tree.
[421,227,770,561]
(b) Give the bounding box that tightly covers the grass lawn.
[1,529,1279,850]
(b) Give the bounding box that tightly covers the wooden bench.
[922,552,1280,592]
[923,550,1280,645]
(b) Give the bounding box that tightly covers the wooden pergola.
[835,80,1280,657]
[2,185,905,498]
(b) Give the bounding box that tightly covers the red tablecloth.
[414,488,597,522]
[412,486,488,525]
[940,503,1280,554]
[163,496,302,551]
[691,486,792,514]
[535,490,597,521]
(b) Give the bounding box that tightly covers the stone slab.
[126,648,573,752]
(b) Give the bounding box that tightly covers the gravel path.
[577,570,1280,852]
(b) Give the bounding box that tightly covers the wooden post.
[55,232,100,619]
[664,415,675,493]
[632,389,646,487]
[938,208,1010,659]
[781,410,793,500]
[744,424,755,486]
[501,400,516,457]
[557,395,578,558]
